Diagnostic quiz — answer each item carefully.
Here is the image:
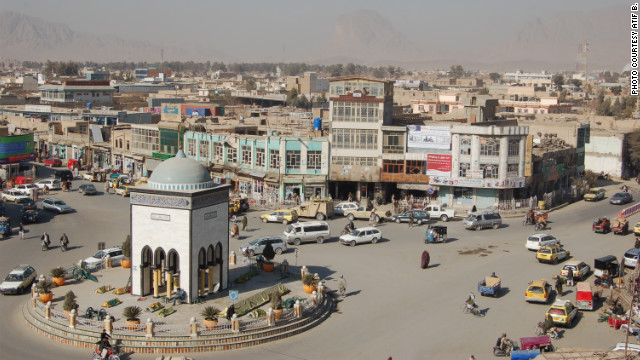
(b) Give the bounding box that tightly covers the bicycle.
[462,303,485,317]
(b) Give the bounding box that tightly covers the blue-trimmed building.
[184,131,329,204]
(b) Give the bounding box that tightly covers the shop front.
[283,179,303,203]
[303,176,327,200]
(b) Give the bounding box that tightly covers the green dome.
[148,150,214,191]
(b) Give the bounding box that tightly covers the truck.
[291,198,334,221]
[422,205,455,222]
[344,207,392,223]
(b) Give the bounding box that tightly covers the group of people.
[230,215,248,240]
[40,231,69,250]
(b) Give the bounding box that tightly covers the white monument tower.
[129,151,229,303]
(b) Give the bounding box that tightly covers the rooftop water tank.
[313,117,322,131]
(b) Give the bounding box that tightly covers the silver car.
[41,198,73,214]
[239,236,287,256]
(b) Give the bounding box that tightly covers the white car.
[334,202,359,216]
[83,248,124,270]
[41,198,73,213]
[526,233,560,251]
[35,179,62,191]
[14,184,39,195]
[339,227,382,246]
[0,264,37,295]
[2,189,31,203]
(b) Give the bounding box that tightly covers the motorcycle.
[598,172,610,181]
[341,225,353,236]
[463,303,485,317]
[535,322,559,339]
[492,339,514,357]
[91,345,120,360]
[535,222,547,231]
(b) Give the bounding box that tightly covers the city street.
[1,167,639,359]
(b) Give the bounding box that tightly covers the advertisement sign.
[162,106,179,114]
[426,154,452,176]
[25,105,52,113]
[524,135,533,177]
[429,176,526,189]
[407,125,451,149]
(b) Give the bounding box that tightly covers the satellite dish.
[213,283,220,293]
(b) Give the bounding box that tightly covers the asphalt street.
[1,167,639,359]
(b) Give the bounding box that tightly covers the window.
[383,160,404,173]
[454,187,473,199]
[199,140,209,158]
[481,164,499,179]
[269,149,280,169]
[507,164,519,177]
[286,151,301,169]
[255,148,265,167]
[508,139,519,156]
[459,163,470,177]
[460,136,471,155]
[227,148,237,164]
[187,139,196,157]
[332,157,377,166]
[307,151,321,170]
[331,102,380,122]
[405,160,427,175]
[383,132,404,153]
[331,129,378,149]
[480,138,500,156]
[241,145,252,165]
[214,143,223,162]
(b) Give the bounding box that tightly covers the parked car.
[239,236,287,256]
[635,221,640,236]
[392,210,430,225]
[35,179,62,191]
[43,158,62,167]
[260,209,298,225]
[526,233,560,251]
[1,189,30,203]
[546,299,578,327]
[525,279,553,303]
[339,227,382,247]
[584,187,605,201]
[422,204,455,222]
[54,170,74,181]
[561,260,591,280]
[536,245,570,264]
[41,198,73,213]
[610,192,633,205]
[463,210,502,230]
[0,264,37,295]
[333,202,359,216]
[83,248,124,270]
[623,248,640,268]
[14,183,39,196]
[78,184,97,195]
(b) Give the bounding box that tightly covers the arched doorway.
[197,248,206,297]
[207,245,216,294]
[140,246,152,296]
[215,243,223,288]
[167,249,180,296]
[153,248,166,297]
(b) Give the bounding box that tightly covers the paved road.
[1,170,639,359]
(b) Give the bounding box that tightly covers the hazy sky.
[0,0,631,61]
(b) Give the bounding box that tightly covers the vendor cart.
[519,335,553,352]
[478,276,501,297]
[592,217,611,234]
[612,218,629,235]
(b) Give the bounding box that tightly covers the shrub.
[302,273,318,286]
[200,306,220,321]
[50,267,65,278]
[262,242,275,263]
[63,290,78,311]
[123,306,142,321]
[270,291,283,310]
[36,278,54,294]
[122,235,131,259]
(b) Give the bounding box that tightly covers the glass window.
[382,160,404,174]
[454,187,473,199]
[241,145,252,165]
[187,139,196,157]
[227,148,237,164]
[480,138,500,156]
[460,136,471,155]
[507,164,519,177]
[214,143,223,162]
[383,132,404,154]
[459,163,470,177]
[481,164,499,179]
[199,140,209,158]
[307,151,321,170]
[269,149,280,169]
[255,148,265,167]
[508,139,520,156]
[286,151,301,169]
[405,160,427,175]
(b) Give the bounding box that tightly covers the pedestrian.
[226,304,235,321]
[104,181,110,194]
[348,192,354,202]
[19,222,24,240]
[338,274,347,297]
[421,250,430,269]
[408,212,414,228]
[231,223,239,240]
[369,209,376,226]
[471,205,477,213]
[241,215,248,231]
[555,276,564,296]
[567,267,574,287]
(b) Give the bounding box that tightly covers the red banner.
[427,154,452,176]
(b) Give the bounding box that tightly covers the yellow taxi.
[229,200,240,215]
[536,245,570,264]
[634,222,640,236]
[584,187,605,201]
[260,209,298,225]
[546,299,578,326]
[525,279,553,303]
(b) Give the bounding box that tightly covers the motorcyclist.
[499,333,512,354]
[466,292,477,310]
[536,216,547,229]
[541,315,554,334]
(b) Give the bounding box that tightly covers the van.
[284,221,330,245]
[463,210,502,230]
[593,255,620,279]
[576,282,594,310]
[623,248,640,268]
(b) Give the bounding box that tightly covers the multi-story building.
[411,93,464,115]
[498,97,572,115]
[183,131,329,204]
[286,72,329,97]
[39,80,115,104]
[328,76,394,201]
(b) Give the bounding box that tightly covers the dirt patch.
[488,245,497,248]
[458,247,492,256]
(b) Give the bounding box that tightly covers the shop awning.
[238,170,267,179]
[265,174,279,183]
[397,183,431,191]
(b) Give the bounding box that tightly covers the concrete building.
[411,93,464,115]
[39,80,115,104]
[584,131,627,178]
[498,97,572,115]
[503,71,553,87]
[328,76,394,200]
[286,72,329,96]
[130,151,229,303]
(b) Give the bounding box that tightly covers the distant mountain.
[0,11,230,63]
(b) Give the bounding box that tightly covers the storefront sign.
[426,154,452,176]
[429,176,526,189]
[407,125,451,150]
[524,135,533,177]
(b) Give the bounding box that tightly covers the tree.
[628,130,640,171]
[262,242,275,264]
[552,74,564,91]
[478,87,490,95]
[450,65,465,78]
[570,79,582,89]
[489,72,501,83]
[286,88,298,107]
[373,67,386,79]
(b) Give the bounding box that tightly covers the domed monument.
[130,151,230,303]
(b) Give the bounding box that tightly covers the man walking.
[338,275,347,297]
[19,222,24,240]
[241,215,248,231]
[408,212,414,228]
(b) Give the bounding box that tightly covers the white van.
[284,221,330,245]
